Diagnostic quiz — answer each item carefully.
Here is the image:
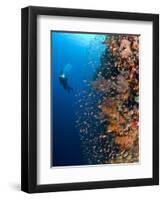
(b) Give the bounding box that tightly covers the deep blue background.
[52,32,105,166]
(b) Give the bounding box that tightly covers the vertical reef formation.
[76,34,139,165]
[92,34,139,164]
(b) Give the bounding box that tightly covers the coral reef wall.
[94,34,139,164]
[76,34,139,165]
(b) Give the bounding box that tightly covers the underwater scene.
[51,31,139,167]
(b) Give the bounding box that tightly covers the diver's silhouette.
[59,70,73,93]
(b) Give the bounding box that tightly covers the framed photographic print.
[21,6,159,193]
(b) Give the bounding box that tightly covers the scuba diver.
[59,66,73,93]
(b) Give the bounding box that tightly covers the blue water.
[52,31,106,166]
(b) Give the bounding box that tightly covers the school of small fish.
[75,34,139,165]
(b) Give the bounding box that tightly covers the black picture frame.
[21,6,159,193]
